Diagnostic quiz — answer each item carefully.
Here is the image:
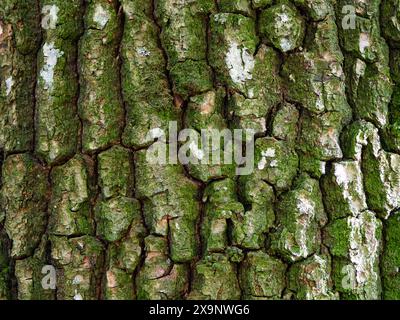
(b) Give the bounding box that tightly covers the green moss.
[325,211,382,300]
[259,1,305,52]
[121,9,178,148]
[336,0,388,63]
[50,235,104,300]
[270,173,327,262]
[108,221,145,274]
[232,176,275,249]
[382,212,400,299]
[0,0,40,153]
[251,0,273,9]
[254,137,298,191]
[293,0,332,21]
[35,0,84,163]
[390,50,400,83]
[188,253,241,299]
[240,251,286,299]
[324,218,350,258]
[218,0,254,15]
[202,179,244,252]
[14,238,55,300]
[155,3,208,66]
[136,236,188,300]
[209,13,257,92]
[49,155,94,236]
[341,121,400,219]
[0,232,10,300]
[135,150,199,262]
[96,197,140,242]
[78,0,124,153]
[322,161,367,219]
[170,60,213,98]
[353,63,392,129]
[272,103,299,144]
[383,83,400,153]
[298,112,347,161]
[288,254,338,300]
[98,146,132,199]
[1,0,400,302]
[185,90,239,181]
[1,154,48,258]
[103,267,134,300]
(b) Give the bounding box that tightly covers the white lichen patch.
[347,211,381,299]
[225,41,255,86]
[359,33,370,54]
[304,255,337,300]
[77,240,84,250]
[93,4,110,30]
[311,82,325,112]
[5,77,14,96]
[177,0,193,6]
[247,88,255,99]
[349,124,398,218]
[214,13,228,24]
[355,59,366,77]
[258,148,276,170]
[72,163,89,211]
[270,159,278,167]
[309,255,330,296]
[330,62,343,78]
[315,97,325,112]
[0,24,3,36]
[377,152,400,218]
[277,12,290,24]
[376,111,388,127]
[318,128,342,158]
[297,195,315,215]
[40,42,64,91]
[333,161,367,215]
[353,126,381,161]
[72,275,83,285]
[41,5,59,30]
[263,148,276,157]
[73,289,83,300]
[211,220,226,235]
[279,38,292,52]
[286,194,316,260]
[335,155,347,175]
[257,157,267,170]
[137,47,151,57]
[149,128,164,139]
[296,225,310,259]
[320,161,326,175]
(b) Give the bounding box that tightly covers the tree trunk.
[0,0,400,300]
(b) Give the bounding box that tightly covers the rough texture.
[0,0,400,300]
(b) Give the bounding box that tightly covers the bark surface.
[1,0,400,300]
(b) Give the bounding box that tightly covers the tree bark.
[1,0,400,300]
